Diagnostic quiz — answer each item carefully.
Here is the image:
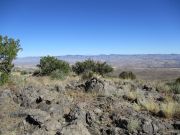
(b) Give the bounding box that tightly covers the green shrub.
[167,78,180,94]
[0,35,22,85]
[72,59,95,75]
[169,83,180,94]
[72,59,113,76]
[119,71,136,80]
[37,56,71,77]
[81,71,94,80]
[155,82,171,93]
[175,77,180,84]
[95,61,114,76]
[50,69,67,80]
[20,70,28,75]
[33,70,41,76]
[0,73,9,85]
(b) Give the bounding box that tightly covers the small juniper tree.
[72,59,96,75]
[95,61,113,76]
[0,35,22,85]
[72,59,113,76]
[37,56,71,79]
[175,77,180,84]
[119,71,136,80]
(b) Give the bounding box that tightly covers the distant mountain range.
[14,54,180,68]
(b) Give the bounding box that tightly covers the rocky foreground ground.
[0,76,180,135]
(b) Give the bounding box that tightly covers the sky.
[1,0,180,57]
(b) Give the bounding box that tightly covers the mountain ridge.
[14,54,180,68]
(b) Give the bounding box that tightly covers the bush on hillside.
[20,70,28,75]
[72,59,113,76]
[72,59,95,75]
[175,77,180,84]
[36,56,71,78]
[167,77,180,94]
[50,69,67,80]
[0,35,22,85]
[81,71,94,80]
[166,77,180,94]
[95,61,114,76]
[119,71,136,80]
[32,70,41,76]
[170,83,180,94]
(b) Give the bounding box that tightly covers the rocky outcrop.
[0,77,179,135]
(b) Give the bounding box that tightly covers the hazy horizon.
[16,53,180,58]
[1,0,180,57]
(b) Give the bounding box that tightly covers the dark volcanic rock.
[26,115,41,127]
[86,112,93,127]
[173,121,180,130]
[85,77,104,92]
[142,85,153,91]
[64,106,81,123]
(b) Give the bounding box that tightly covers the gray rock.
[142,120,153,134]
[113,117,129,130]
[45,119,61,131]
[64,106,81,123]
[103,81,117,96]
[84,77,118,96]
[54,84,65,92]
[61,122,91,135]
[173,94,180,103]
[142,84,154,91]
[87,126,101,135]
[23,109,51,127]
[173,121,180,130]
[31,129,48,135]
[86,112,93,127]
[94,108,102,115]
[15,86,60,108]
[152,123,159,133]
[0,89,13,99]
[85,77,104,92]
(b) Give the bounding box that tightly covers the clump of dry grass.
[132,103,141,111]
[64,89,98,103]
[160,102,180,118]
[127,118,140,133]
[137,97,180,119]
[139,99,160,114]
[123,91,138,101]
[155,81,171,93]
[123,89,143,102]
[157,77,180,94]
[2,71,82,93]
[3,74,27,91]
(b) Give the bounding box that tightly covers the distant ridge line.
[14,54,180,68]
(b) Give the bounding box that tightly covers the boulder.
[142,120,153,134]
[173,121,180,130]
[61,122,91,135]
[45,119,61,131]
[94,108,102,115]
[84,77,118,96]
[64,106,81,123]
[112,117,128,130]
[142,85,153,91]
[13,109,51,127]
[173,94,180,103]
[85,77,104,93]
[15,86,60,108]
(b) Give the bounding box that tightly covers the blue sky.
[1,0,180,57]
